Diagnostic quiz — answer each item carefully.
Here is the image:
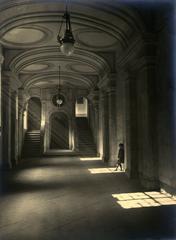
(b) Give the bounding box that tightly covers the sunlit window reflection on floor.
[14,168,61,182]
[112,191,176,209]
[80,157,102,161]
[88,168,124,174]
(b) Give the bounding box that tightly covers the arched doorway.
[50,112,69,149]
[75,97,88,118]
[27,97,41,130]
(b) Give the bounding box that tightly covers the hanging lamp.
[54,65,65,107]
[57,2,75,56]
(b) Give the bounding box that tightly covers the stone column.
[74,111,79,152]
[116,73,125,149]
[107,84,117,166]
[98,90,104,158]
[0,48,4,168]
[154,25,176,192]
[124,77,131,176]
[99,90,109,162]
[124,73,139,178]
[17,87,25,161]
[93,97,99,154]
[10,91,17,167]
[71,95,77,151]
[137,63,159,189]
[87,91,96,146]
[2,72,11,169]
[114,70,127,170]
[41,99,46,154]
[88,88,99,154]
[88,100,94,136]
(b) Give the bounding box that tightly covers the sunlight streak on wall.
[23,110,27,130]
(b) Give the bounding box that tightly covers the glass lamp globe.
[60,42,74,56]
[56,98,63,106]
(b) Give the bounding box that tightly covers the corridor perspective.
[1,156,176,240]
[0,0,176,239]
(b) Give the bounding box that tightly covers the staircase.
[76,117,97,157]
[22,130,41,158]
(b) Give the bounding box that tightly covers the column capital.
[18,88,24,98]
[41,99,46,104]
[2,71,11,86]
[99,90,108,101]
[98,72,117,89]
[107,86,116,95]
[88,87,99,101]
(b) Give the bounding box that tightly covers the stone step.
[76,117,97,156]
[22,130,42,158]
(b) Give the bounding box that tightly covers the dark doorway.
[50,112,69,149]
[27,97,41,130]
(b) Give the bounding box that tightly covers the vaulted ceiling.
[0,0,145,91]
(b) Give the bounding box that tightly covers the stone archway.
[49,112,69,150]
[75,96,88,118]
[27,97,41,130]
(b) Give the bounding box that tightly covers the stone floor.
[0,156,176,240]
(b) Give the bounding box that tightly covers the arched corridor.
[0,0,176,239]
[0,156,176,239]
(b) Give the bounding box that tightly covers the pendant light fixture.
[52,65,65,107]
[57,1,75,56]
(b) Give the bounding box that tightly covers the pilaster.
[124,72,139,178]
[107,81,117,166]
[0,47,4,169]
[135,60,159,189]
[1,72,11,169]
[98,90,109,162]
[88,88,99,153]
[17,87,25,160]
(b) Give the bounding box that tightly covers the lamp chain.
[58,65,61,94]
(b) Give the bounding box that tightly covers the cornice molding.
[98,72,117,89]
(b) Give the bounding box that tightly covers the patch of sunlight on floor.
[15,168,44,181]
[144,191,167,198]
[88,167,124,174]
[14,168,58,182]
[80,157,102,161]
[112,191,176,209]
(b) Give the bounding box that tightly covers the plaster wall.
[136,66,159,189]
